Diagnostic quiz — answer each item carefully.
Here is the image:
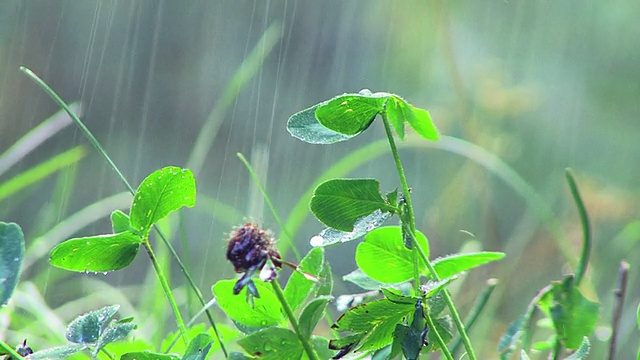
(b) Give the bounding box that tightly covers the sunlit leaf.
[431,251,505,279]
[129,166,196,237]
[286,104,353,144]
[309,209,392,247]
[66,305,120,344]
[565,337,590,360]
[111,209,130,233]
[355,226,429,283]
[49,231,141,272]
[183,333,214,360]
[238,327,303,360]
[0,222,24,306]
[284,247,324,313]
[299,296,333,339]
[385,97,405,140]
[310,178,394,232]
[315,93,386,136]
[399,99,438,141]
[213,280,284,328]
[121,351,180,360]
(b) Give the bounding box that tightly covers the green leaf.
[355,226,429,283]
[397,300,428,359]
[385,96,405,139]
[287,104,353,144]
[129,167,196,237]
[92,321,136,357]
[183,333,214,360]
[565,337,590,360]
[228,352,253,360]
[111,209,130,233]
[399,99,439,141]
[309,210,392,247]
[315,93,386,136]
[238,327,303,360]
[431,251,505,279]
[299,296,333,339]
[311,336,336,360]
[66,304,120,344]
[29,344,88,359]
[212,280,284,328]
[284,247,324,313]
[382,288,418,305]
[519,350,532,360]
[315,262,333,296]
[343,268,390,290]
[498,315,527,356]
[544,276,599,349]
[49,231,141,272]
[121,351,180,360]
[425,316,453,352]
[0,222,24,307]
[332,297,415,353]
[310,178,394,232]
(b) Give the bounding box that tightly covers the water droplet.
[86,241,91,245]
[102,272,109,275]
[309,236,323,247]
[13,257,19,262]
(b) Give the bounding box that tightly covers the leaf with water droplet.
[213,280,284,328]
[49,231,141,272]
[66,305,120,344]
[130,167,196,237]
[237,327,303,360]
[121,351,180,360]
[183,333,214,360]
[310,209,392,247]
[29,344,88,359]
[0,222,24,307]
[92,319,136,357]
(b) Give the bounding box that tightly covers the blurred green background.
[1,1,638,358]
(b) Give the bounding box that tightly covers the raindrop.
[86,241,91,245]
[102,272,109,275]
[13,257,19,262]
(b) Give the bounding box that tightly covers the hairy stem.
[380,111,477,360]
[270,281,320,360]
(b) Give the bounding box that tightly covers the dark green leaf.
[29,344,88,359]
[431,251,505,279]
[284,247,324,313]
[310,178,394,232]
[238,327,303,360]
[565,337,590,360]
[49,231,141,272]
[66,304,119,344]
[111,209,130,233]
[183,333,214,360]
[355,226,429,283]
[315,262,333,296]
[212,280,284,328]
[228,352,254,360]
[382,288,418,305]
[424,316,453,352]
[92,321,136,357]
[545,276,599,349]
[121,351,180,360]
[398,300,428,359]
[130,167,196,237]
[309,209,392,247]
[315,93,386,136]
[498,315,527,356]
[0,222,24,306]
[287,104,353,144]
[299,296,333,339]
[385,97,405,139]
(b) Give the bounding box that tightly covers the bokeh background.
[1,1,639,358]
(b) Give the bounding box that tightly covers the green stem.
[270,281,320,360]
[451,279,498,354]
[143,240,189,344]
[20,66,228,357]
[564,168,591,286]
[425,313,455,360]
[0,340,24,360]
[380,111,477,360]
[100,347,116,360]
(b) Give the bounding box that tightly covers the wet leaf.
[310,178,394,232]
[286,104,353,144]
[0,222,24,307]
[111,209,130,233]
[309,209,392,247]
[355,226,429,283]
[49,231,141,272]
[130,166,196,237]
[29,344,88,359]
[213,280,284,328]
[121,351,180,360]
[431,251,505,279]
[314,93,386,136]
[183,333,214,360]
[92,321,136,357]
[66,305,120,344]
[237,327,303,360]
[284,247,324,313]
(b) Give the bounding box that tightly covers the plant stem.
[143,240,189,344]
[0,340,24,360]
[425,313,455,360]
[608,261,629,360]
[451,279,498,354]
[380,112,477,360]
[564,168,591,286]
[20,66,229,357]
[270,281,320,360]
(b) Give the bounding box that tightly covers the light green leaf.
[315,93,386,136]
[121,351,180,360]
[310,178,394,232]
[385,97,405,139]
[183,333,214,360]
[49,232,141,272]
[299,296,333,339]
[399,99,439,141]
[0,222,24,306]
[110,209,130,233]
[284,247,324,313]
[213,280,284,328]
[431,251,505,279]
[237,327,303,360]
[355,226,429,283]
[130,167,196,237]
